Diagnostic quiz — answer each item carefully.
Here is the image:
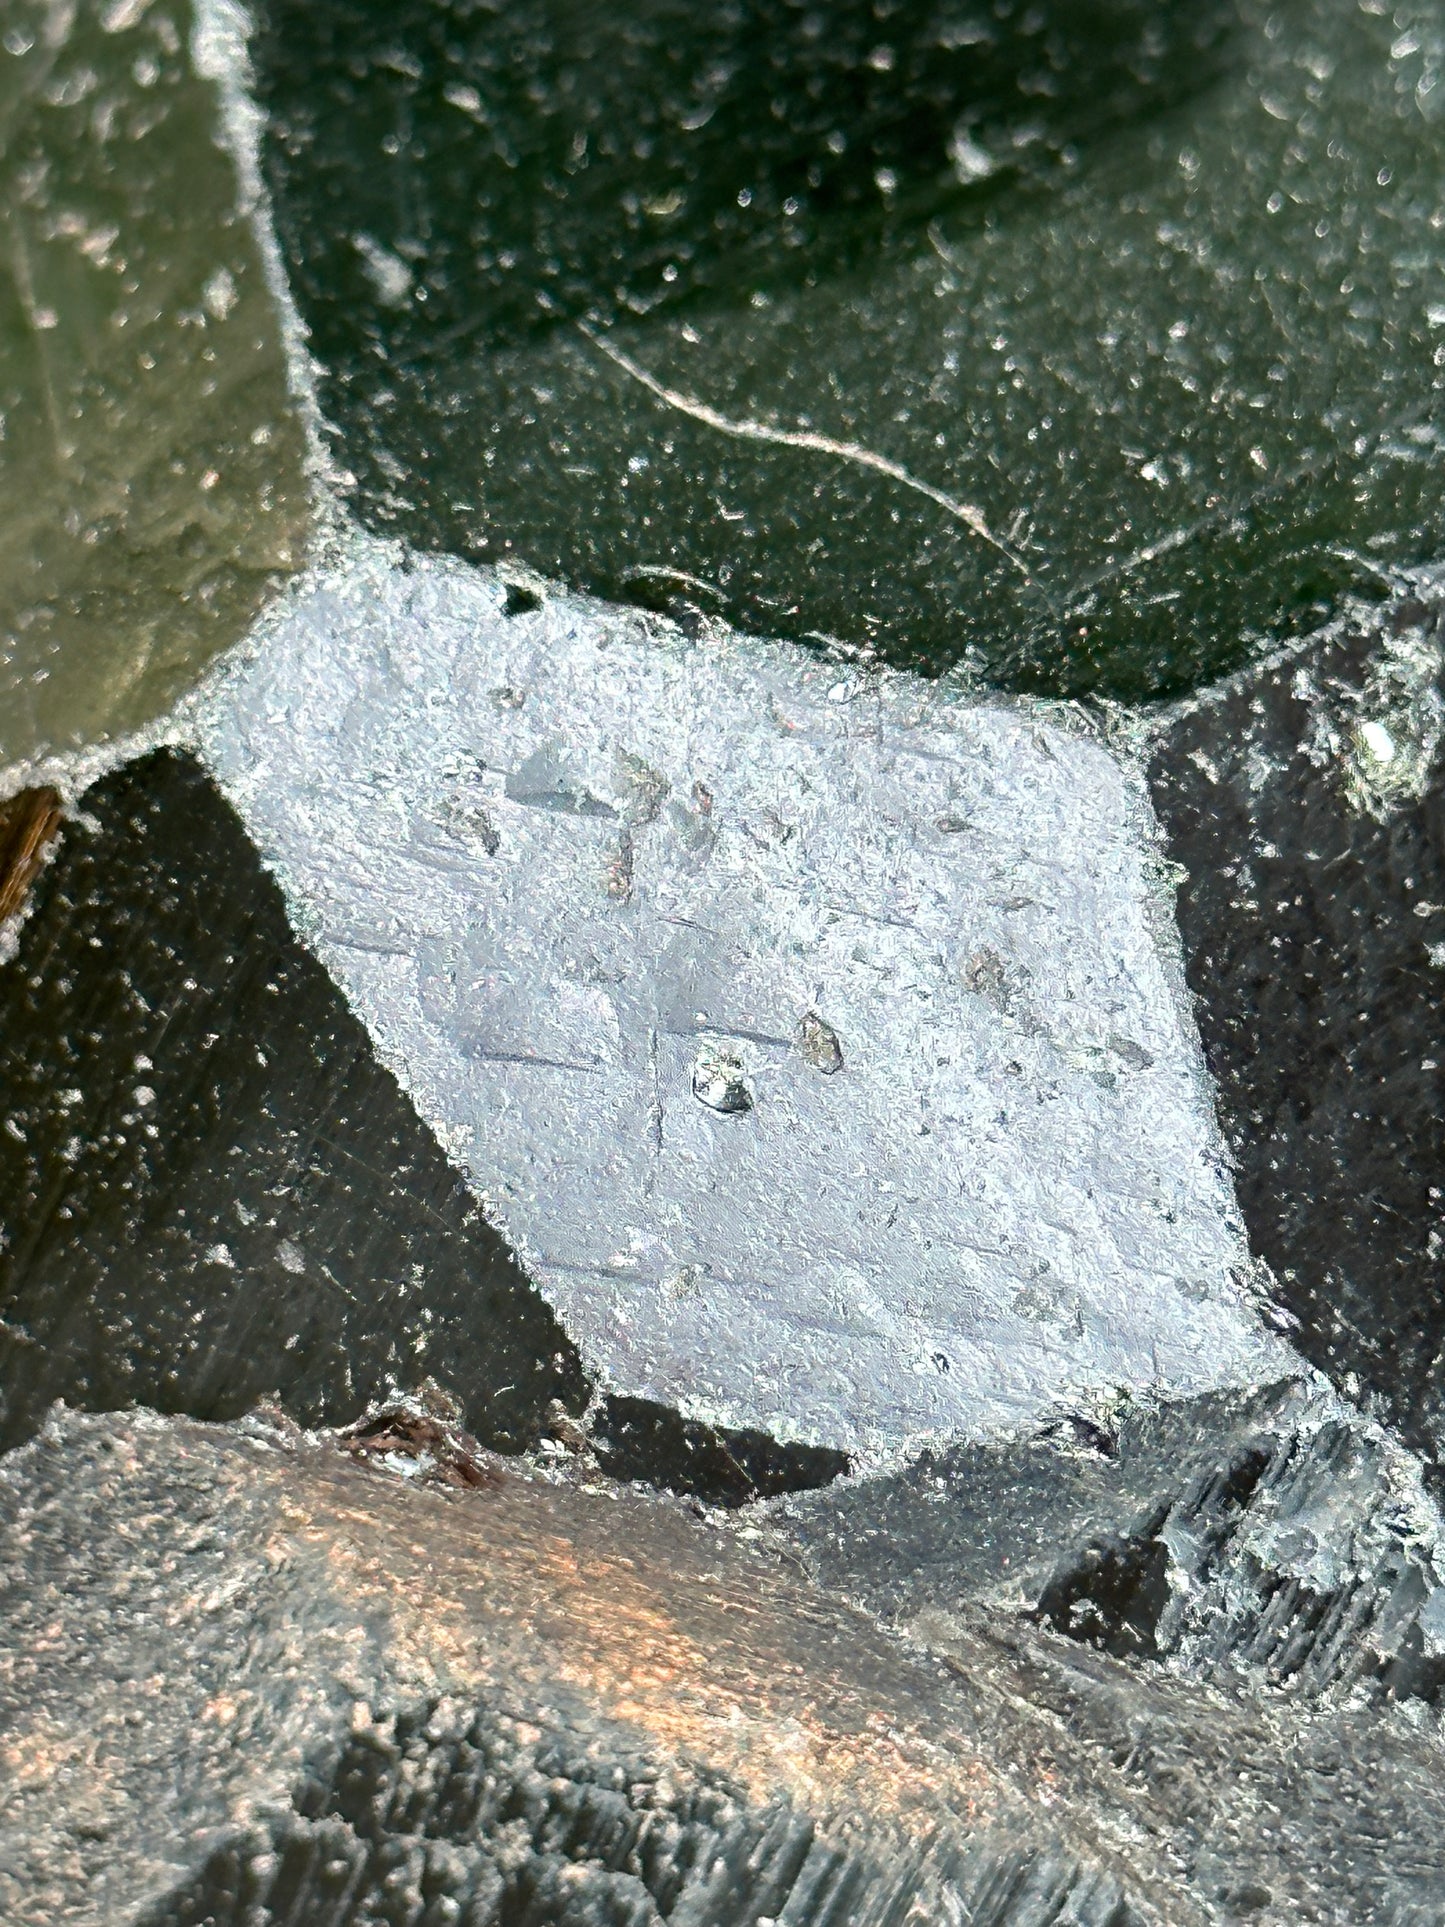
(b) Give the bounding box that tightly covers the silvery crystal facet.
[197,537,1282,1463]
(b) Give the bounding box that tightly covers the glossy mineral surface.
[0,0,308,768]
[251,0,1445,698]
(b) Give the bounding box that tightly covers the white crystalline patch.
[197,541,1282,1464]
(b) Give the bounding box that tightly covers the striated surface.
[777,1376,1445,1718]
[0,784,61,953]
[196,539,1284,1463]
[0,0,309,770]
[9,1406,1445,1924]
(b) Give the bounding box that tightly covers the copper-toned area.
[8,1411,1445,1924]
[0,787,62,931]
[0,1412,1155,1926]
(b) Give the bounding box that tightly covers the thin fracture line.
[1062,452,1331,607]
[577,322,1034,581]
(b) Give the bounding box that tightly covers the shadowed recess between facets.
[1147,593,1445,1485]
[778,1374,1445,1719]
[0,750,845,1504]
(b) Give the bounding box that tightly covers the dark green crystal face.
[254,0,1445,698]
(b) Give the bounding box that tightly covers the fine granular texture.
[196,540,1281,1464]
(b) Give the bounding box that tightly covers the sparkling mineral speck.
[797,1011,844,1074]
[691,1045,753,1115]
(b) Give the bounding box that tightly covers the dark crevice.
[591,1395,849,1506]
[1376,1620,1445,1707]
[0,749,844,1508]
[501,580,542,616]
[1211,1442,1272,1515]
[613,574,713,636]
[1033,1508,1171,1661]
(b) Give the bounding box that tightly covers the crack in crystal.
[577,322,1036,583]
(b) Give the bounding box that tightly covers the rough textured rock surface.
[1147,588,1445,1476]
[8,1406,1445,1924]
[775,1376,1445,1718]
[0,0,309,768]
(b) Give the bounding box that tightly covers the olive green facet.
[0,0,309,768]
[254,0,1445,699]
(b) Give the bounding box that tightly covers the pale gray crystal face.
[198,540,1282,1462]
